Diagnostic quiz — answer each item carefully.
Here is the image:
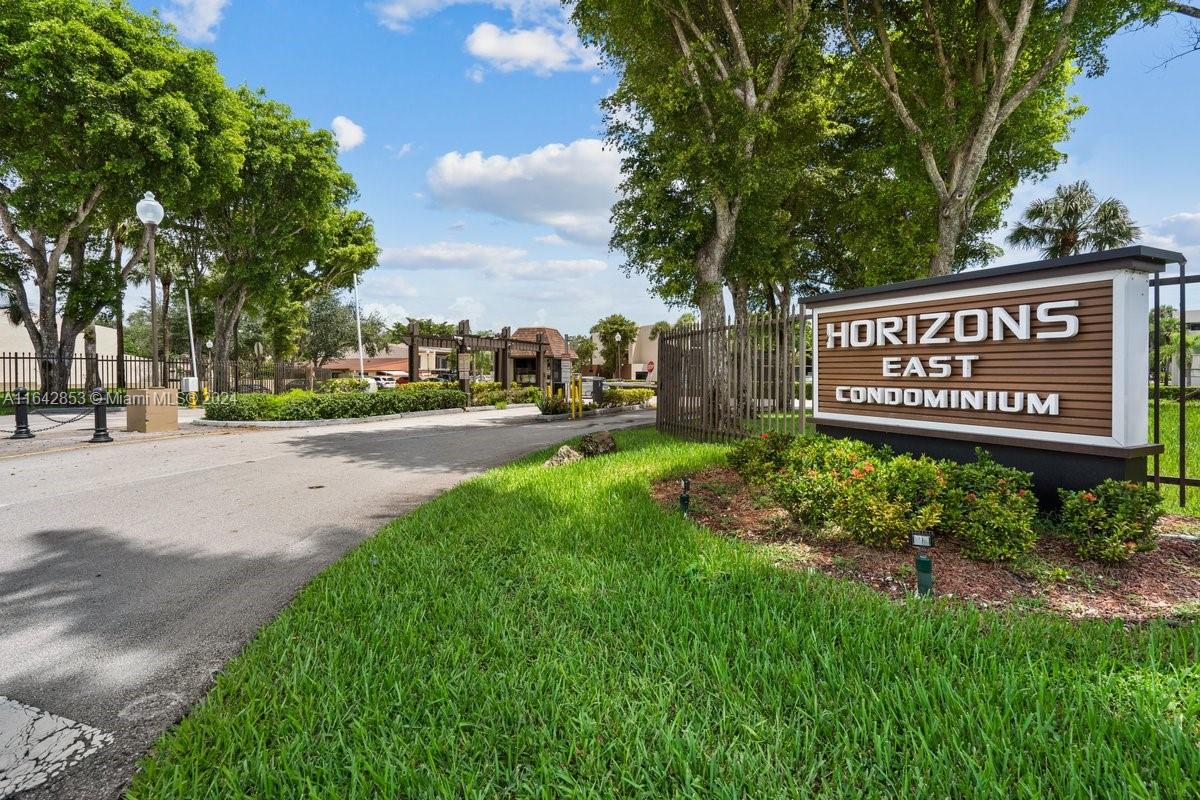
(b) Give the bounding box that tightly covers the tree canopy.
[1006,180,1140,258]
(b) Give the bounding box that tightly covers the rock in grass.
[579,431,617,457]
[544,445,584,467]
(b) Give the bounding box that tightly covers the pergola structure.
[405,320,549,392]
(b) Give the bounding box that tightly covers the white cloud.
[361,271,419,299]
[362,302,411,323]
[162,0,229,42]
[427,138,620,246]
[465,65,486,84]
[534,234,567,246]
[380,241,606,281]
[385,143,414,158]
[449,296,486,321]
[1155,211,1200,246]
[449,220,466,231]
[465,23,597,75]
[373,0,559,31]
[331,116,366,153]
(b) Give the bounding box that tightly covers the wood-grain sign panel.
[811,278,1123,445]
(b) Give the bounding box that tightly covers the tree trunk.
[928,196,970,277]
[694,196,738,430]
[84,324,100,390]
[211,286,247,393]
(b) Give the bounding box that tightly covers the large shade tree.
[573,0,831,326]
[1006,180,1140,258]
[198,88,368,386]
[0,0,245,391]
[839,0,1145,276]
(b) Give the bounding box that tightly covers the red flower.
[862,463,875,473]
[1083,492,1098,503]
[850,468,863,479]
[761,434,770,439]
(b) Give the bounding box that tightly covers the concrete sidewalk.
[0,407,654,799]
[0,408,212,459]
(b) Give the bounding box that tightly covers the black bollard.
[88,387,112,443]
[10,387,33,440]
[680,476,690,516]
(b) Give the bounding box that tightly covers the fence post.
[89,387,113,443]
[10,387,33,440]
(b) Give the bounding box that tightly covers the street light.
[136,192,165,386]
[614,332,622,381]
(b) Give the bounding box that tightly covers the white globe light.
[136,192,165,226]
[615,333,622,342]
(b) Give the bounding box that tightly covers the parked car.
[237,383,268,394]
[375,376,397,389]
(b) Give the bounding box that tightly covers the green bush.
[1058,480,1163,563]
[727,433,795,485]
[205,387,467,421]
[834,455,947,549]
[471,385,540,406]
[767,435,886,529]
[600,387,655,407]
[317,377,368,394]
[739,435,1036,560]
[940,449,1038,561]
[536,390,570,415]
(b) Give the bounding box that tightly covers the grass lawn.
[1155,402,1200,515]
[128,428,1199,799]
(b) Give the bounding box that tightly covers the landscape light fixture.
[680,476,690,516]
[136,192,165,386]
[910,530,934,597]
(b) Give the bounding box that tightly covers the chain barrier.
[2,388,105,435]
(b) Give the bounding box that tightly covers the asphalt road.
[0,407,654,799]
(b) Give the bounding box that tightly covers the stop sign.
[647,360,655,374]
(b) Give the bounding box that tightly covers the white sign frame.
[810,268,1150,450]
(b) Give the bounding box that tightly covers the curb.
[193,404,536,429]
[535,404,651,423]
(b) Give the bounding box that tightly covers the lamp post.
[614,332,622,382]
[136,192,165,386]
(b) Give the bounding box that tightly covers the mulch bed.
[651,466,1200,623]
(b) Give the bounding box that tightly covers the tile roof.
[511,326,576,359]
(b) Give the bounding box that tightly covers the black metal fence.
[655,284,1193,508]
[0,353,332,396]
[656,307,808,441]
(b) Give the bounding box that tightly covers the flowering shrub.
[940,449,1037,561]
[731,435,1036,559]
[1058,480,1162,563]
[832,455,946,549]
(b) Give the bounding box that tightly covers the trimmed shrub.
[1149,385,1200,402]
[317,377,368,394]
[537,390,570,415]
[941,449,1037,561]
[727,433,795,485]
[471,385,540,406]
[834,455,947,549]
[600,388,655,407]
[204,387,466,421]
[1058,480,1162,563]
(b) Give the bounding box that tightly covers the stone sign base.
[126,387,179,433]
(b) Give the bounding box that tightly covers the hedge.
[204,387,467,421]
[1148,385,1200,401]
[600,388,655,407]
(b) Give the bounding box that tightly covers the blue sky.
[135,1,1200,333]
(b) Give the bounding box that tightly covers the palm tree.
[1006,180,1141,259]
